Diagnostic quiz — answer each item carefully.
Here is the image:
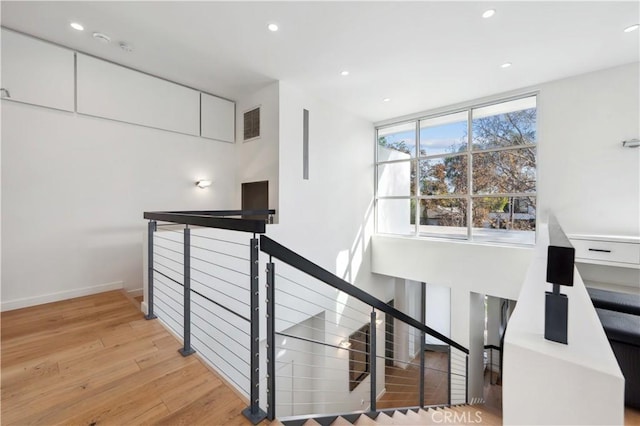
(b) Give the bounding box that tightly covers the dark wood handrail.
[143,210,274,233]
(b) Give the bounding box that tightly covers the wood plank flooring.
[1,291,252,425]
[3,290,639,425]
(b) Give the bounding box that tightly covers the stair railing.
[143,210,274,424]
[259,235,469,422]
[143,210,469,425]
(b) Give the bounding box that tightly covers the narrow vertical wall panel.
[303,109,309,180]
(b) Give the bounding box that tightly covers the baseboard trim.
[127,288,143,297]
[141,301,148,315]
[1,281,124,311]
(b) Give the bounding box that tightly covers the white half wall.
[1,101,236,310]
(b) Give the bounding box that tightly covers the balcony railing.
[143,209,469,424]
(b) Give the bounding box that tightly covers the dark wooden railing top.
[144,209,275,234]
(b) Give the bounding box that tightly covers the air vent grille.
[244,107,260,140]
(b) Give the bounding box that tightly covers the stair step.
[353,414,378,425]
[391,410,416,425]
[330,416,352,426]
[372,412,394,424]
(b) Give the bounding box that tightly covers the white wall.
[271,81,394,301]
[537,62,640,237]
[372,62,640,345]
[424,282,451,346]
[1,101,236,310]
[237,82,393,412]
[235,82,280,219]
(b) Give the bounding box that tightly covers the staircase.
[273,405,501,425]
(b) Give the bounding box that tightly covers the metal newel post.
[490,349,494,385]
[447,346,452,406]
[179,225,195,357]
[370,309,377,412]
[145,220,157,320]
[242,236,267,424]
[465,355,469,404]
[419,282,426,408]
[266,260,276,421]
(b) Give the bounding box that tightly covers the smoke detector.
[119,42,133,53]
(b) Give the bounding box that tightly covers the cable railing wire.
[190,309,251,349]
[191,321,250,364]
[190,255,250,277]
[153,262,183,278]
[154,251,184,266]
[274,293,370,328]
[189,332,251,381]
[190,244,250,262]
[190,297,250,336]
[275,272,371,318]
[190,232,250,247]
[191,277,250,308]
[190,265,250,293]
[190,287,250,323]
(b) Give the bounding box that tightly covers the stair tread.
[373,412,395,424]
[353,414,378,425]
[330,416,352,426]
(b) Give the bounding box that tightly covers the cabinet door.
[1,29,75,112]
[201,93,235,142]
[76,54,200,136]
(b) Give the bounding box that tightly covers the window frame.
[375,93,539,245]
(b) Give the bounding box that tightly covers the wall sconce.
[622,139,640,148]
[195,180,212,189]
[339,340,352,348]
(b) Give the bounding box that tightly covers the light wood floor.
[1,290,252,425]
[3,291,639,425]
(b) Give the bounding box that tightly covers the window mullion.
[467,109,473,241]
[414,121,420,236]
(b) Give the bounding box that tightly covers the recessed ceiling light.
[501,62,512,68]
[341,70,349,76]
[624,24,639,33]
[383,98,391,102]
[70,22,84,31]
[267,23,279,32]
[482,9,496,19]
[92,32,111,43]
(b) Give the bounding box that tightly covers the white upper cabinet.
[1,29,75,112]
[201,93,235,142]
[76,54,200,136]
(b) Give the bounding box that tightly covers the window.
[375,95,537,244]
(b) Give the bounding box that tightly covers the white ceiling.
[2,1,638,122]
